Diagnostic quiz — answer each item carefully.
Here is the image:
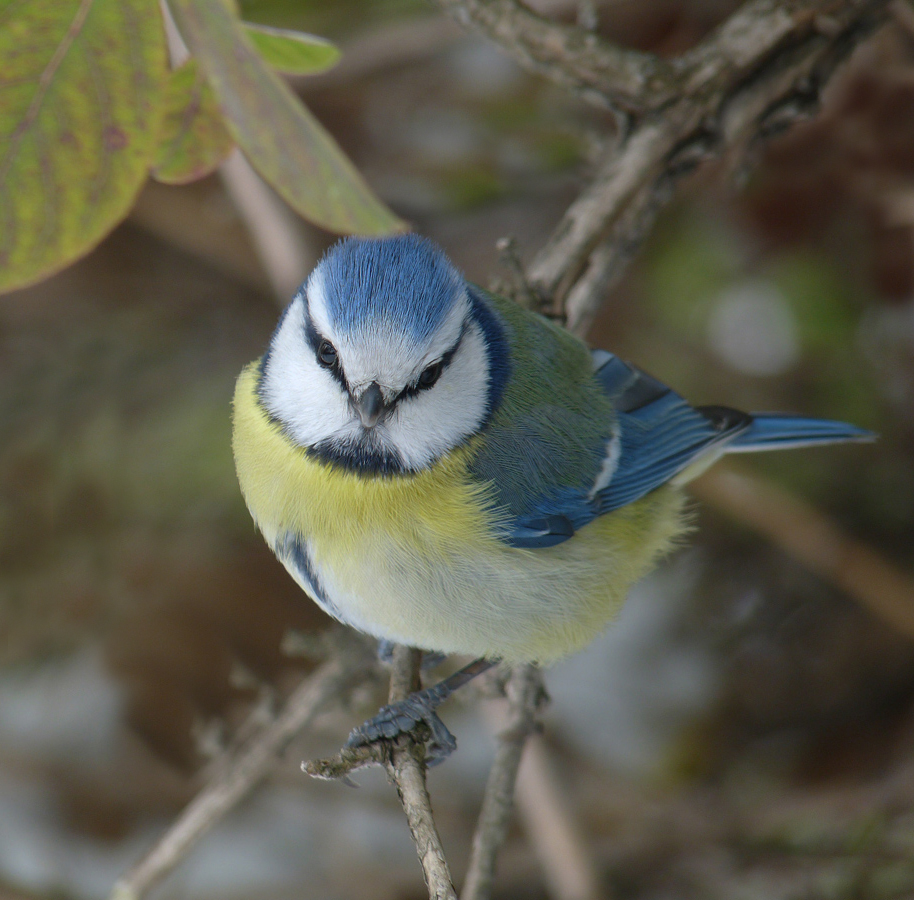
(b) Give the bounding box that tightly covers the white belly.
[269,514,667,665]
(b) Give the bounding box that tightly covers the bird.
[232,233,872,755]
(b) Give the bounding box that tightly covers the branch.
[218,149,317,305]
[110,631,376,900]
[531,113,687,325]
[305,646,458,899]
[462,667,603,900]
[672,0,850,94]
[461,664,543,900]
[450,0,893,320]
[515,737,603,900]
[160,0,316,305]
[383,646,459,900]
[558,11,877,335]
[432,0,675,114]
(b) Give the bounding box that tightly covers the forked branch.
[436,0,893,332]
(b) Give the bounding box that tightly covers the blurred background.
[2,0,914,898]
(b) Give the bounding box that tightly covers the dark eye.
[418,360,443,390]
[317,340,338,369]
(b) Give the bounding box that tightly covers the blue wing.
[501,351,872,549]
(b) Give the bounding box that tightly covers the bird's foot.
[346,657,498,765]
[345,688,457,765]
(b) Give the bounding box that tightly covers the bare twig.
[162,0,317,306]
[515,736,604,900]
[110,632,376,900]
[691,466,914,641]
[673,0,842,95]
[306,648,459,899]
[562,175,673,337]
[462,664,543,900]
[387,740,459,900]
[129,182,271,293]
[218,150,318,305]
[464,667,603,900]
[449,0,892,318]
[530,114,686,309]
[384,646,459,900]
[492,237,550,314]
[558,16,870,334]
[293,16,463,90]
[432,0,674,114]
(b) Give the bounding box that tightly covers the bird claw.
[345,657,496,765]
[345,694,458,765]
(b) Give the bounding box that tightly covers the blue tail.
[728,414,876,453]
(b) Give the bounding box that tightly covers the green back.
[467,290,616,521]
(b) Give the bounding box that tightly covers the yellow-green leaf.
[153,59,234,185]
[0,0,169,293]
[170,0,404,236]
[243,23,340,75]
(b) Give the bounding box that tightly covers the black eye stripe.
[303,302,348,389]
[395,323,468,404]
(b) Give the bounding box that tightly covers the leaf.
[242,23,340,75]
[170,0,404,236]
[0,0,169,293]
[153,58,234,184]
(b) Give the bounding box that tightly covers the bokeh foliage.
[0,0,402,295]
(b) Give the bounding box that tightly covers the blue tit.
[232,233,872,667]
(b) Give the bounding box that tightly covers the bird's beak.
[354,382,386,429]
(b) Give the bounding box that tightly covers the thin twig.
[218,149,317,306]
[462,0,893,316]
[462,664,543,900]
[691,466,914,641]
[162,0,317,307]
[432,0,674,114]
[109,632,376,900]
[558,11,870,336]
[385,646,459,900]
[306,648,460,898]
[388,739,459,900]
[562,177,672,338]
[515,736,604,900]
[529,114,686,307]
[293,16,463,90]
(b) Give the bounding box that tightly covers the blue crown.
[317,234,464,343]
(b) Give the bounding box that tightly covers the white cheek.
[386,323,489,469]
[260,301,357,447]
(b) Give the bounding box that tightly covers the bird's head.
[258,234,508,474]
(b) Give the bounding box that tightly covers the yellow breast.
[233,363,501,553]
